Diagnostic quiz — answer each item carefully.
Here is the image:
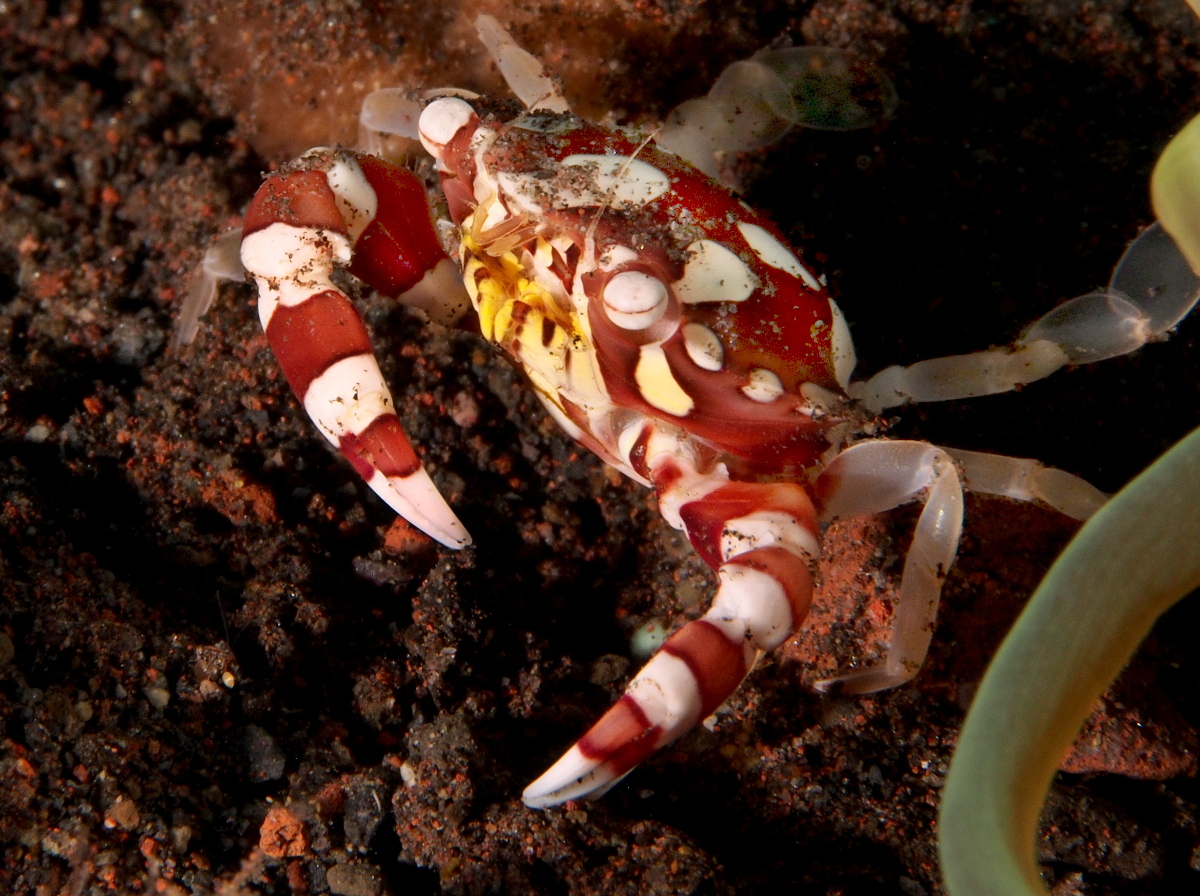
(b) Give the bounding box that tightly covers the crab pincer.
[240,149,472,548]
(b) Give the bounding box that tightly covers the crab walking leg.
[523,445,819,808]
[474,15,570,114]
[850,239,1200,413]
[241,150,471,548]
[944,448,1106,521]
[812,440,964,694]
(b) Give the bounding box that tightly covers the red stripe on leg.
[661,620,749,719]
[264,290,374,400]
[244,170,346,236]
[577,694,663,776]
[349,156,449,296]
[678,481,818,569]
[338,415,421,481]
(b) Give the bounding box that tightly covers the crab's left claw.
[240,153,471,549]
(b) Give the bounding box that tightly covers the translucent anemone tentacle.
[940,425,1200,896]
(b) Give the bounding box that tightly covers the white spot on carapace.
[302,354,395,443]
[635,344,694,416]
[682,322,724,371]
[418,97,476,159]
[603,271,668,330]
[736,222,821,290]
[741,367,784,403]
[599,244,639,271]
[828,297,857,388]
[496,171,545,217]
[240,223,352,328]
[672,240,757,305]
[561,154,670,207]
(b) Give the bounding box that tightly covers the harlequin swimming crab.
[223,17,1199,808]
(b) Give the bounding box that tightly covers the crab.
[228,17,1199,809]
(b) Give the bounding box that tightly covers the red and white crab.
[228,17,1198,808]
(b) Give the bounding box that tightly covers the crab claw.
[524,548,813,807]
[241,151,471,549]
[522,646,717,808]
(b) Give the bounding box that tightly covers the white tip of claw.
[368,466,472,550]
[522,745,615,809]
[418,98,476,160]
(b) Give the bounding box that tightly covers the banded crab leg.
[240,148,473,548]
[523,430,819,808]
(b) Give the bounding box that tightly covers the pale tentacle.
[523,432,818,807]
[812,440,964,693]
[657,48,895,178]
[240,150,471,548]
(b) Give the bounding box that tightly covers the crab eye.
[418,98,476,159]
[602,271,669,330]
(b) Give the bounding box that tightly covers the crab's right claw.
[240,155,471,549]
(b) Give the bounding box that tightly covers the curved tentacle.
[240,149,471,548]
[523,428,818,807]
[940,426,1200,896]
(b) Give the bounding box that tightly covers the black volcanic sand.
[3,2,1200,894]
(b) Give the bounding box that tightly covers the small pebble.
[449,390,480,428]
[326,862,383,896]
[242,725,286,782]
[143,686,170,710]
[24,423,51,443]
[630,620,667,659]
[104,797,140,831]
